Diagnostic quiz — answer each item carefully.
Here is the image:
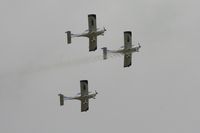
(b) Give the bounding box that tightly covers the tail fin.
[101,47,107,60]
[58,94,64,106]
[65,31,71,44]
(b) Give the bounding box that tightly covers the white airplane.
[65,14,106,51]
[58,80,98,112]
[101,31,141,67]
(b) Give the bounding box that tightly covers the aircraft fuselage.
[67,92,97,101]
[79,29,105,38]
[110,46,141,54]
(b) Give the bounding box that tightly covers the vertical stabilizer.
[101,47,107,60]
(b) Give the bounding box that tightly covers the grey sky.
[0,0,200,133]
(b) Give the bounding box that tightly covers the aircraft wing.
[89,36,97,51]
[124,31,132,50]
[88,14,97,32]
[80,80,89,112]
[81,98,89,112]
[80,80,88,96]
[124,53,132,67]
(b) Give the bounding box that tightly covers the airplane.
[101,31,141,67]
[58,80,98,112]
[65,14,106,52]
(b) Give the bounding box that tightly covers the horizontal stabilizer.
[58,94,64,106]
[65,31,71,44]
[101,47,107,60]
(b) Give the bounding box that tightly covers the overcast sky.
[0,0,200,133]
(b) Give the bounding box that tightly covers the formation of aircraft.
[101,31,141,67]
[65,14,106,51]
[58,80,98,112]
[60,15,141,112]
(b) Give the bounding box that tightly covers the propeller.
[103,26,106,31]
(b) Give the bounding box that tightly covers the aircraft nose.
[138,43,141,48]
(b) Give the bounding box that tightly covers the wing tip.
[124,31,132,35]
[81,107,89,112]
[89,46,97,52]
[80,80,88,84]
[124,62,132,67]
[88,14,96,18]
[124,65,131,67]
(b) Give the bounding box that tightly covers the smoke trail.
[6,52,123,77]
[44,52,122,70]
